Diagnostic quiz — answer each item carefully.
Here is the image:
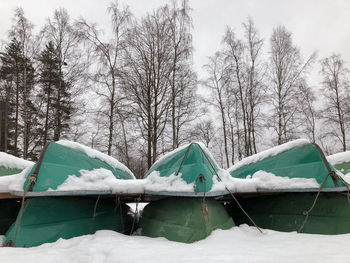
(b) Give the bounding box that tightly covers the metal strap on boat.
[28,142,51,192]
[313,143,339,187]
[10,142,51,247]
[196,144,263,234]
[175,143,193,176]
[298,172,331,233]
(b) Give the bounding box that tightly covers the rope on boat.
[175,144,193,176]
[130,195,142,235]
[13,175,36,247]
[187,174,209,243]
[196,144,263,234]
[298,172,330,233]
[89,194,101,234]
[298,143,350,233]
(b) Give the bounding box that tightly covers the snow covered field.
[1,225,350,262]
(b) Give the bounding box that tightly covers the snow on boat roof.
[150,141,218,169]
[56,140,135,179]
[0,152,34,170]
[0,165,34,192]
[228,139,310,173]
[327,151,350,166]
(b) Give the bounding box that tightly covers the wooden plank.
[0,192,21,199]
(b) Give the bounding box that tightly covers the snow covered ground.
[1,225,350,262]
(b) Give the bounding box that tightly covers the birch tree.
[320,54,350,151]
[268,26,315,145]
[76,2,131,155]
[204,52,230,168]
[43,8,84,142]
[124,8,173,168]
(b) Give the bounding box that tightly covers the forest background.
[1,0,349,178]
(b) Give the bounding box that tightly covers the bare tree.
[190,119,215,147]
[268,26,315,145]
[243,18,265,154]
[320,54,350,151]
[124,7,173,168]
[204,52,230,168]
[163,0,194,149]
[76,2,131,155]
[298,82,319,143]
[222,27,249,156]
[43,8,85,142]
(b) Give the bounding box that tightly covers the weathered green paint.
[229,144,343,188]
[140,197,234,243]
[0,199,21,235]
[334,162,350,175]
[4,197,133,247]
[228,192,350,234]
[0,166,22,177]
[23,142,134,192]
[145,143,219,192]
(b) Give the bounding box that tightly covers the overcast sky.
[0,0,349,86]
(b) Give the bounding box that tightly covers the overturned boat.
[328,151,350,176]
[227,139,350,234]
[0,152,33,177]
[139,142,234,243]
[1,141,135,247]
[0,153,34,235]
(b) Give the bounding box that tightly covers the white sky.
[0,0,349,86]
[0,0,348,153]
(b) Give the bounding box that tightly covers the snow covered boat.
[0,152,33,177]
[139,143,235,243]
[227,140,350,234]
[2,141,135,247]
[328,151,350,176]
[0,153,34,235]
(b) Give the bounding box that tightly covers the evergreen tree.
[0,38,38,158]
[38,41,73,143]
[38,42,59,145]
[0,38,23,155]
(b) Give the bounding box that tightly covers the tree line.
[0,1,349,177]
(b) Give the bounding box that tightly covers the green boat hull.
[334,162,350,175]
[4,197,133,247]
[145,143,220,193]
[140,197,234,243]
[229,144,343,188]
[24,142,134,192]
[0,166,22,177]
[0,199,21,235]
[227,192,350,234]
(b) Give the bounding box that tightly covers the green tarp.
[228,192,350,234]
[4,197,133,247]
[227,142,350,234]
[334,162,350,175]
[2,141,136,247]
[145,143,219,193]
[140,197,234,243]
[23,142,134,192]
[0,166,22,177]
[229,143,343,188]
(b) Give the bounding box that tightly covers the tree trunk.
[219,101,229,168]
[14,73,19,156]
[108,78,115,156]
[23,65,28,159]
[44,84,51,146]
[120,114,130,168]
